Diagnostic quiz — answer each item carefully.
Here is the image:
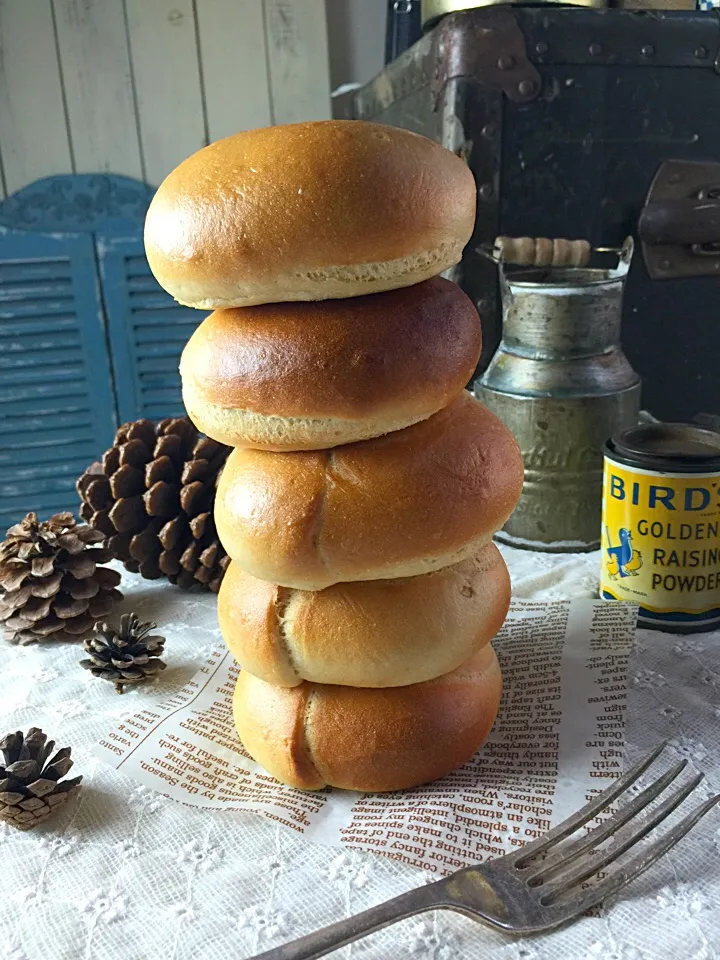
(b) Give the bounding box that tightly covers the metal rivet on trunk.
[695,46,708,59]
[481,124,496,138]
[641,44,655,57]
[478,183,494,200]
[518,80,536,97]
[497,55,515,70]
[535,41,549,55]
[589,43,602,56]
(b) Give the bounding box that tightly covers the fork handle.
[247,883,443,960]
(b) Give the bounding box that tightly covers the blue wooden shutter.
[0,229,117,530]
[98,235,207,423]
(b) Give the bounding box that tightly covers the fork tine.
[526,760,688,883]
[513,741,668,866]
[557,794,720,916]
[540,773,705,900]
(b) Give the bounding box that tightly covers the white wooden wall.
[0,0,331,198]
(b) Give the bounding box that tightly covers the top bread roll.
[180,278,481,451]
[215,392,524,590]
[144,121,476,308]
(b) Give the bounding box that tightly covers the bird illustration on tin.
[606,527,643,578]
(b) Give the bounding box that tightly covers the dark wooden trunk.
[348,8,720,421]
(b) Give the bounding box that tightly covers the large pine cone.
[0,512,122,645]
[77,418,231,592]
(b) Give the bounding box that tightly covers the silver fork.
[247,743,720,960]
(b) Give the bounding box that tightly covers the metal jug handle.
[489,235,634,275]
[495,243,514,310]
[612,236,635,278]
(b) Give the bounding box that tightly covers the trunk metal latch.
[639,160,720,280]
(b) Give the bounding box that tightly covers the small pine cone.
[0,512,123,645]
[77,417,231,592]
[0,728,82,830]
[81,613,167,693]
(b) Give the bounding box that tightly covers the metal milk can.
[476,239,641,551]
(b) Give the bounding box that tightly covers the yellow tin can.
[601,423,720,632]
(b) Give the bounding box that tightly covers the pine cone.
[77,417,231,592]
[81,613,167,693]
[0,728,82,830]
[0,512,123,645]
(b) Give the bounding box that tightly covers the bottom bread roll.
[233,645,502,792]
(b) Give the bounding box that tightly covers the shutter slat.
[141,386,183,405]
[139,372,181,389]
[2,367,85,388]
[0,329,81,350]
[0,382,92,402]
[0,260,72,282]
[0,315,81,337]
[1,458,94,481]
[0,441,96,466]
[1,492,85,524]
[126,274,159,292]
[0,298,75,319]
[0,347,83,369]
[131,307,201,325]
[130,342,185,358]
[0,280,73,301]
[128,291,176,309]
[137,355,181,374]
[134,324,198,344]
[142,404,179,420]
[0,418,94,441]
[1,473,82,498]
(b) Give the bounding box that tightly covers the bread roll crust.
[233,644,502,792]
[144,121,476,308]
[215,392,524,590]
[180,278,482,450]
[219,544,510,687]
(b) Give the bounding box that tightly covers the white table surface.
[1,546,719,960]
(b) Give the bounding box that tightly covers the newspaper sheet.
[95,599,636,874]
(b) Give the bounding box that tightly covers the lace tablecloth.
[1,546,719,960]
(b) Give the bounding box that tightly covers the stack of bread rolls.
[145,121,523,793]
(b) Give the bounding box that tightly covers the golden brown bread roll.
[180,278,481,451]
[144,121,476,308]
[219,543,509,688]
[215,392,524,590]
[233,644,502,791]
